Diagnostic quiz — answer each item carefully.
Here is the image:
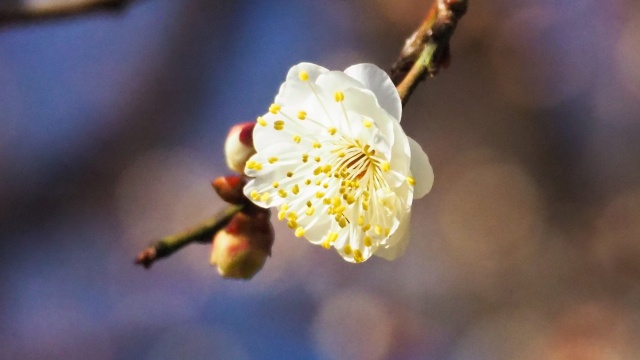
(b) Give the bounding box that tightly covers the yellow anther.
[294,227,305,237]
[381,162,391,172]
[407,176,415,186]
[302,154,309,162]
[357,216,365,226]
[287,171,294,177]
[375,225,383,235]
[334,91,345,102]
[338,151,345,157]
[338,217,347,228]
[321,239,331,249]
[292,184,300,195]
[315,191,325,198]
[282,203,289,211]
[323,198,331,205]
[343,244,352,255]
[292,135,301,143]
[313,167,322,175]
[305,179,312,185]
[253,162,263,171]
[328,127,337,135]
[272,181,280,188]
[363,236,372,247]
[268,157,278,164]
[257,116,267,126]
[328,232,339,243]
[385,227,391,236]
[269,103,281,114]
[246,160,255,170]
[312,142,322,149]
[306,200,313,207]
[346,195,356,205]
[297,111,307,120]
[353,249,364,263]
[331,197,341,206]
[323,183,329,189]
[334,205,346,214]
[314,156,321,162]
[339,187,346,194]
[287,220,298,229]
[287,212,298,220]
[305,207,315,216]
[362,119,373,128]
[260,193,270,202]
[278,209,287,220]
[322,164,332,174]
[250,190,259,200]
[363,224,371,232]
[278,189,288,198]
[274,120,285,131]
[362,202,369,211]
[299,71,309,81]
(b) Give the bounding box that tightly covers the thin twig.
[0,0,134,25]
[134,204,243,268]
[392,0,468,106]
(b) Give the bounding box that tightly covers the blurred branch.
[0,0,135,25]
[134,204,243,268]
[392,0,468,106]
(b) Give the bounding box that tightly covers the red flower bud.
[211,175,246,204]
[211,208,273,279]
[224,122,256,174]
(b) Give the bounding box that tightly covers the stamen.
[299,71,309,81]
[269,104,281,114]
[257,116,267,126]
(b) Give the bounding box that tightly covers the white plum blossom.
[243,62,434,262]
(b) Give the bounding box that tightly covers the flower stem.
[134,204,243,268]
[392,0,468,106]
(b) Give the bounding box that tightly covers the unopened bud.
[211,208,273,279]
[224,122,255,174]
[212,175,246,204]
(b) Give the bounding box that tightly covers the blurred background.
[1,0,640,359]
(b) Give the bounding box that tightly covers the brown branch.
[0,0,135,25]
[134,204,243,268]
[391,0,468,106]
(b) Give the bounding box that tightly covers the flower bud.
[211,175,246,204]
[211,208,273,279]
[224,122,255,174]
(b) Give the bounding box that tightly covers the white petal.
[375,214,411,260]
[344,63,402,122]
[408,137,434,199]
[315,70,365,94]
[275,63,329,106]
